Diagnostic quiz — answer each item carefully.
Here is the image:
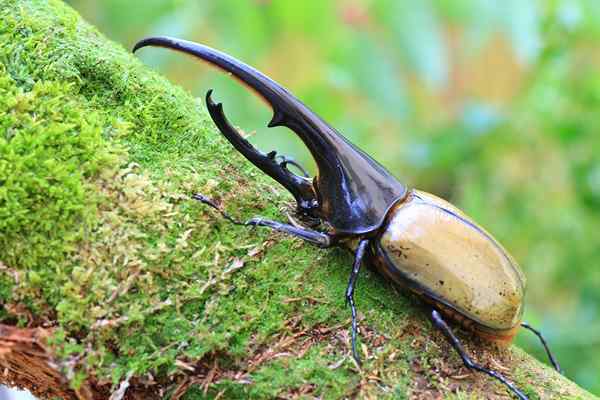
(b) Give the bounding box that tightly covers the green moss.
[0,0,595,398]
[0,75,119,266]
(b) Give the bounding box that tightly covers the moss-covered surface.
[0,1,595,399]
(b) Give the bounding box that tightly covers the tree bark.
[0,1,595,399]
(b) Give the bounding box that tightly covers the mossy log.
[0,1,595,399]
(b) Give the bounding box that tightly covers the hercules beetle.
[134,36,561,400]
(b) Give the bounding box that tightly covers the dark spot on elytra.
[391,245,410,260]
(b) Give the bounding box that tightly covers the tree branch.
[0,1,594,399]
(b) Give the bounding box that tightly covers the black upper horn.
[133,36,407,234]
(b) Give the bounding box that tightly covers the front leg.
[193,193,334,248]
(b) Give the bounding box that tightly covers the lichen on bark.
[0,1,595,399]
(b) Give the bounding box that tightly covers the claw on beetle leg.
[430,310,529,400]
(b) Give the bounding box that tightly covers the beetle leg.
[192,193,333,248]
[430,310,528,400]
[345,239,370,366]
[205,90,318,215]
[520,322,561,373]
[245,217,333,248]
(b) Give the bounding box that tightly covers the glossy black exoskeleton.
[134,36,561,400]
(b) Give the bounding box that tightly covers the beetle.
[134,36,561,400]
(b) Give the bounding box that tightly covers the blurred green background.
[66,0,600,394]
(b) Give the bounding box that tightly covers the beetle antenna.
[520,322,561,373]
